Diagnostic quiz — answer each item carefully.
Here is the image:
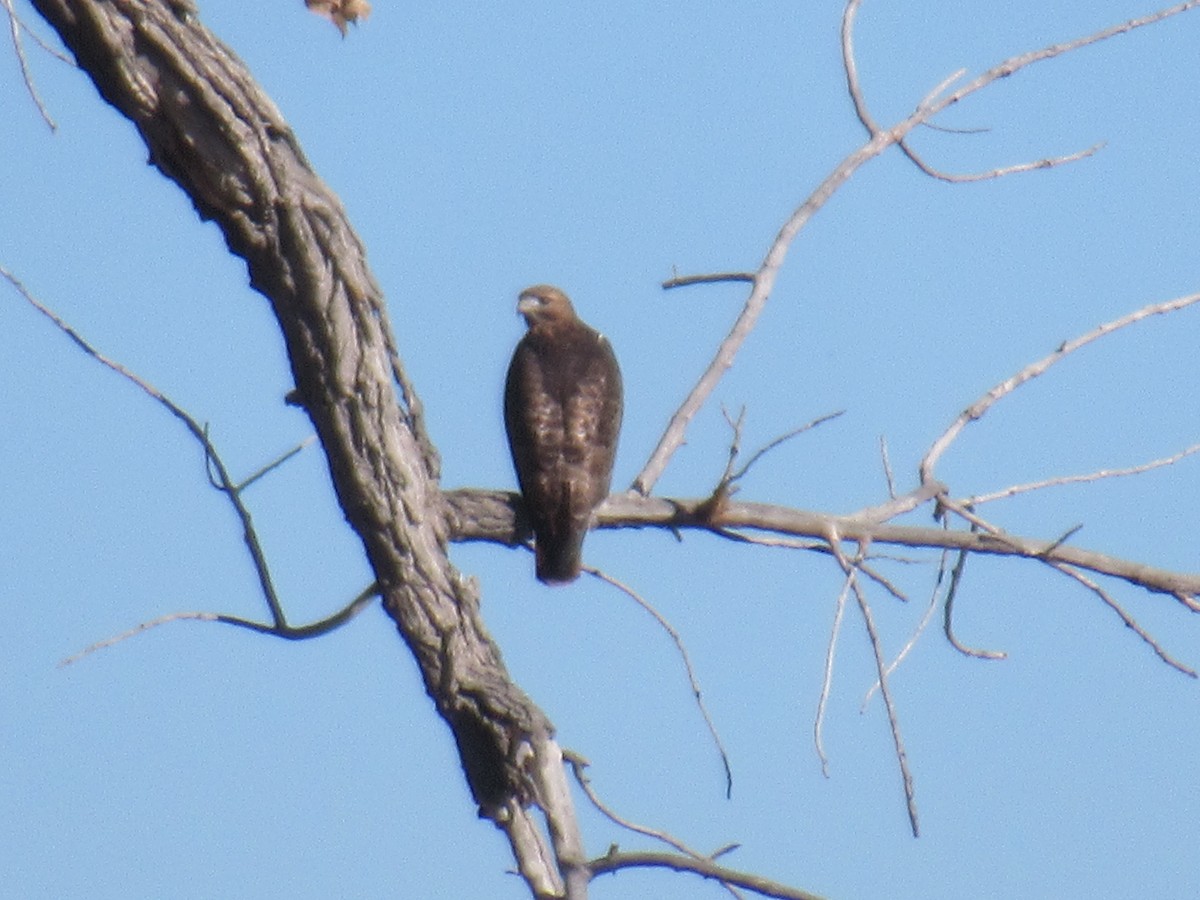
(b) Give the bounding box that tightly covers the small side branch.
[4,268,374,664]
[920,292,1200,484]
[590,851,827,900]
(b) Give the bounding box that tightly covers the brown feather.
[504,285,622,584]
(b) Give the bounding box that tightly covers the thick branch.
[443,489,1200,602]
[30,0,559,883]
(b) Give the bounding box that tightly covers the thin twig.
[238,435,319,491]
[921,292,1200,483]
[899,139,1104,183]
[4,0,59,130]
[590,849,827,900]
[587,567,734,798]
[663,272,757,289]
[967,443,1200,505]
[814,574,850,777]
[563,751,738,868]
[943,543,1006,660]
[879,435,896,500]
[861,572,941,712]
[731,411,845,484]
[1047,562,1197,677]
[3,268,378,657]
[826,531,920,836]
[59,583,379,666]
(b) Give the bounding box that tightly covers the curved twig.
[587,567,734,799]
[58,583,380,667]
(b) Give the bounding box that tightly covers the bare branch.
[587,568,734,799]
[921,292,1200,484]
[943,543,1006,661]
[590,849,827,900]
[826,534,919,837]
[968,443,1200,506]
[1047,563,1197,677]
[862,573,942,712]
[3,0,65,130]
[58,582,380,667]
[564,752,732,867]
[663,272,756,289]
[237,436,318,492]
[444,489,1200,604]
[635,2,1199,499]
[814,575,850,777]
[731,411,846,485]
[2,266,357,642]
[879,436,896,499]
[898,139,1104,183]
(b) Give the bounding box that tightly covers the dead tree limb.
[26,0,573,893]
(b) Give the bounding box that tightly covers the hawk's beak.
[517,295,540,316]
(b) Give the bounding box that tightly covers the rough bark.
[29,0,550,820]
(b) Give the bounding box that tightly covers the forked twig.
[3,0,68,130]
[2,267,377,661]
[825,532,919,836]
[730,411,845,485]
[634,1,1199,498]
[563,750,742,900]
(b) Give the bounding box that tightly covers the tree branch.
[444,489,1200,605]
[28,0,568,890]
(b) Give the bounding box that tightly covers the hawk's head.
[517,284,577,329]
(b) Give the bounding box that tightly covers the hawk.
[504,285,623,584]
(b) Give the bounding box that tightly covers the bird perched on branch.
[504,285,623,584]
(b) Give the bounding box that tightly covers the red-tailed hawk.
[504,285,623,584]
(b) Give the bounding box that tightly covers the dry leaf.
[305,0,371,35]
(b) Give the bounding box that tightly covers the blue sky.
[3,2,1199,897]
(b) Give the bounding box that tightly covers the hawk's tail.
[535,528,587,585]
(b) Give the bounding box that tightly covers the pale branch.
[443,489,1200,604]
[633,0,1198,498]
[712,527,913,601]
[898,139,1104,184]
[920,292,1200,484]
[966,443,1200,506]
[527,736,591,900]
[586,568,734,800]
[590,850,827,900]
[663,272,756,289]
[3,0,60,129]
[814,575,850,778]
[826,534,920,837]
[879,435,896,499]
